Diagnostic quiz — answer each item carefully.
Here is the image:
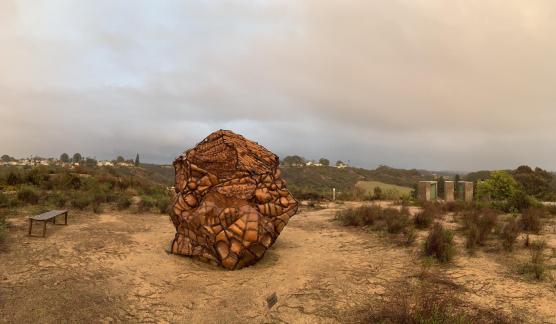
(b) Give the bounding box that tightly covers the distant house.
[97,161,115,167]
[336,163,348,169]
[305,161,323,167]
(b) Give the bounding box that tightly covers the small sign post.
[266,292,278,309]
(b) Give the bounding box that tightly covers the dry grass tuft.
[335,204,382,227]
[424,223,456,263]
[359,269,516,324]
[519,208,545,234]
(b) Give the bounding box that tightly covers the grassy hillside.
[355,181,413,199]
[281,166,364,198]
[282,165,430,199]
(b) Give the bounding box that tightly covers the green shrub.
[500,218,520,251]
[155,195,171,214]
[138,196,156,213]
[519,208,545,234]
[17,186,40,205]
[48,192,67,208]
[116,196,132,210]
[0,212,7,244]
[92,191,107,204]
[424,223,455,263]
[384,207,410,234]
[335,205,382,226]
[92,201,103,214]
[6,171,21,186]
[507,190,536,212]
[70,193,92,210]
[0,192,9,208]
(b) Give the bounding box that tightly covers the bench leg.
[43,221,46,237]
[53,216,56,225]
[28,219,33,236]
[65,212,68,225]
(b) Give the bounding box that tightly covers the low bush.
[424,223,455,263]
[0,192,9,208]
[384,207,410,234]
[363,270,515,324]
[138,196,156,213]
[500,218,520,251]
[462,208,498,248]
[402,227,417,246]
[414,210,434,229]
[17,186,40,205]
[444,201,468,213]
[155,195,171,214]
[0,212,8,244]
[519,240,547,280]
[70,193,92,210]
[465,223,480,251]
[48,192,67,208]
[92,201,103,214]
[519,208,545,234]
[506,190,536,212]
[335,205,382,227]
[545,204,556,216]
[116,196,132,210]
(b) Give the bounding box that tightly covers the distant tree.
[72,153,82,163]
[1,155,13,162]
[116,156,125,164]
[438,176,446,198]
[60,153,69,163]
[512,165,552,199]
[283,155,305,167]
[84,157,97,168]
[319,158,330,166]
[135,153,140,166]
[336,160,344,166]
[454,174,461,184]
[477,171,519,202]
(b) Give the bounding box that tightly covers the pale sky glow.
[1,0,556,170]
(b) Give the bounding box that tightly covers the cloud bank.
[1,0,556,170]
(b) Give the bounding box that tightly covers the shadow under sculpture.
[169,130,299,270]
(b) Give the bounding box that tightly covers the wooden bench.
[28,210,68,237]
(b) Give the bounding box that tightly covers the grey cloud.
[1,0,556,170]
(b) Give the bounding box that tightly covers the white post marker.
[332,188,336,201]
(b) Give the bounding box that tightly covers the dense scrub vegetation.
[0,164,173,214]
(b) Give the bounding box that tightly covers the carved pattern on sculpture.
[170,130,298,270]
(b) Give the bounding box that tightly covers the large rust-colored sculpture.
[170,130,298,270]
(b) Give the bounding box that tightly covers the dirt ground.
[1,203,555,323]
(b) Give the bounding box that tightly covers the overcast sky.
[1,0,556,171]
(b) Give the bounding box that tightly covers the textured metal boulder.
[169,130,298,270]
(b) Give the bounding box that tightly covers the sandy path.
[2,205,555,323]
[0,206,417,323]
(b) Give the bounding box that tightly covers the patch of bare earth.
[0,203,555,323]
